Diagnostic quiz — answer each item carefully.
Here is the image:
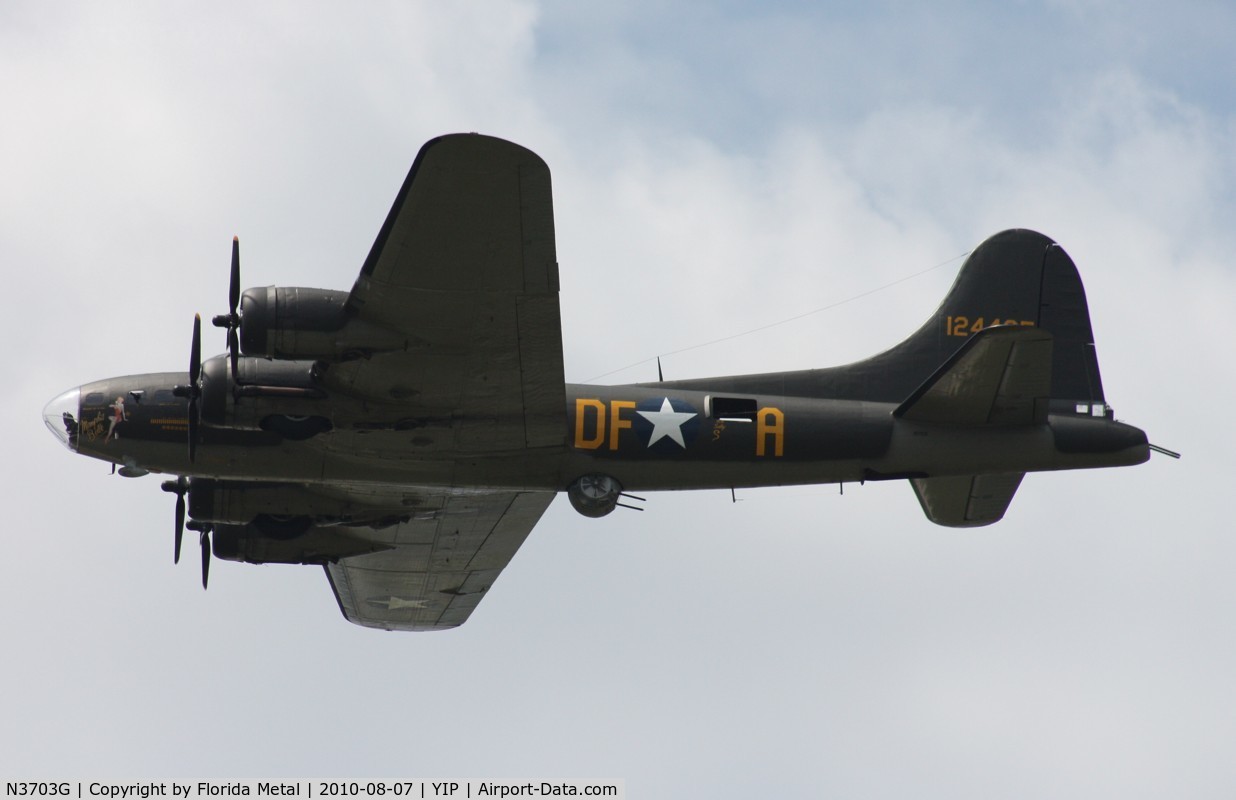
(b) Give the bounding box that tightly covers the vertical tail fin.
[661,229,1109,414]
[928,228,1105,409]
[803,229,1107,407]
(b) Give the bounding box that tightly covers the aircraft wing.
[303,135,565,629]
[327,133,566,452]
[894,325,1053,426]
[208,481,556,632]
[323,490,555,631]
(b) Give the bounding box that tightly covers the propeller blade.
[228,327,239,379]
[200,529,211,590]
[229,236,241,317]
[174,492,185,564]
[161,477,189,565]
[189,314,202,385]
[213,237,243,384]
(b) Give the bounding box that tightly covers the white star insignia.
[367,595,428,610]
[637,398,697,449]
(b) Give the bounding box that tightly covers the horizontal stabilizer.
[895,325,1053,426]
[912,473,1025,528]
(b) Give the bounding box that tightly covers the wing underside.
[329,134,566,455]
[324,491,556,631]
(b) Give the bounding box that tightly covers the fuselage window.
[708,396,757,422]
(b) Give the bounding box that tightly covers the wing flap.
[895,325,1053,426]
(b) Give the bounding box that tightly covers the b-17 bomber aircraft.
[45,133,1163,631]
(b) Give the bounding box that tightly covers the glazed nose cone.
[43,387,80,451]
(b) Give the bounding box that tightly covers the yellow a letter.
[756,408,784,457]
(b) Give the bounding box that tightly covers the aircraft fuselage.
[49,372,1148,496]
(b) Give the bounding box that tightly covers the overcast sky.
[4,2,1234,797]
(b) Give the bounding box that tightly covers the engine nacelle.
[198,355,329,436]
[211,522,389,565]
[239,286,403,360]
[188,479,410,530]
[567,474,624,518]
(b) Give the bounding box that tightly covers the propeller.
[171,314,203,462]
[160,476,189,564]
[160,237,241,584]
[212,236,242,379]
[201,529,212,590]
[161,480,216,589]
[188,521,213,590]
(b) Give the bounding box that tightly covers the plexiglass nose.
[43,387,81,451]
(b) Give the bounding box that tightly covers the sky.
[4,1,1235,796]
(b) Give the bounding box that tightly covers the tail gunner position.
[43,134,1169,631]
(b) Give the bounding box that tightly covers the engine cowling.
[197,355,329,435]
[239,286,403,360]
[187,479,410,530]
[211,522,389,565]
